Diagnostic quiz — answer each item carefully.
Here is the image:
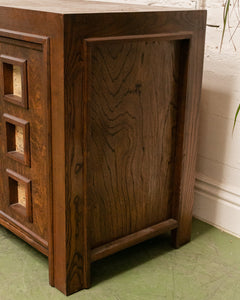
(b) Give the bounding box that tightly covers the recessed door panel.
[85,35,189,247]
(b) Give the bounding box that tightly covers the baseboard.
[193,174,240,238]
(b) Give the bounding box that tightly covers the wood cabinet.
[0,1,206,295]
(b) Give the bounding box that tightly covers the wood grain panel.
[86,38,183,247]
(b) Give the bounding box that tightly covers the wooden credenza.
[0,1,206,295]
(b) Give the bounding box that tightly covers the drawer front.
[0,30,50,254]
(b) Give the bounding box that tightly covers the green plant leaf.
[220,0,231,50]
[233,103,240,133]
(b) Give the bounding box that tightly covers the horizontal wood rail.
[91,218,178,262]
[0,211,48,256]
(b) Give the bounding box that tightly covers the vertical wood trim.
[171,39,191,246]
[172,18,207,247]
[83,37,91,289]
[49,17,67,293]
[42,37,54,287]
[62,15,90,295]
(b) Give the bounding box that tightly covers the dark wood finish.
[0,210,48,255]
[91,218,178,262]
[63,28,90,295]
[3,113,30,166]
[86,34,187,248]
[0,2,206,296]
[0,54,28,108]
[0,28,51,261]
[6,168,32,222]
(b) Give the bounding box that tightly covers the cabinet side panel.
[86,37,184,247]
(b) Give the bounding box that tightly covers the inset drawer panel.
[4,113,30,166]
[7,168,32,222]
[0,55,28,108]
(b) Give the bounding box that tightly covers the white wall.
[166,0,240,238]
[194,0,240,238]
[92,0,240,237]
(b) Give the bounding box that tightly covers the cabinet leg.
[171,219,192,249]
[49,252,91,295]
[65,260,91,295]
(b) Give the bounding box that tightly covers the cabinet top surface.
[0,0,197,14]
